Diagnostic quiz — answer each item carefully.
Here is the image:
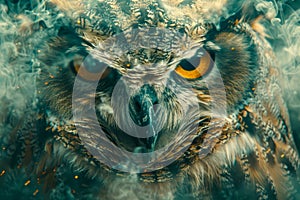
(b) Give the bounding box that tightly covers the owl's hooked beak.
[128,84,159,150]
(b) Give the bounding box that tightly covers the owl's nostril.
[129,84,158,127]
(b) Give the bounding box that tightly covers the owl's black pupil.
[179,56,201,71]
[84,57,106,73]
[86,62,100,72]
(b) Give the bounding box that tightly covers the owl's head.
[38,0,276,174]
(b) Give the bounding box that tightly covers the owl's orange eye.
[175,49,214,79]
[71,56,111,81]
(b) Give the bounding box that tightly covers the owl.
[0,0,300,199]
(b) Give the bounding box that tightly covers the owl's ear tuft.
[239,1,279,37]
[241,1,278,22]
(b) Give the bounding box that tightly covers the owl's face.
[39,0,260,172]
[33,0,297,188]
